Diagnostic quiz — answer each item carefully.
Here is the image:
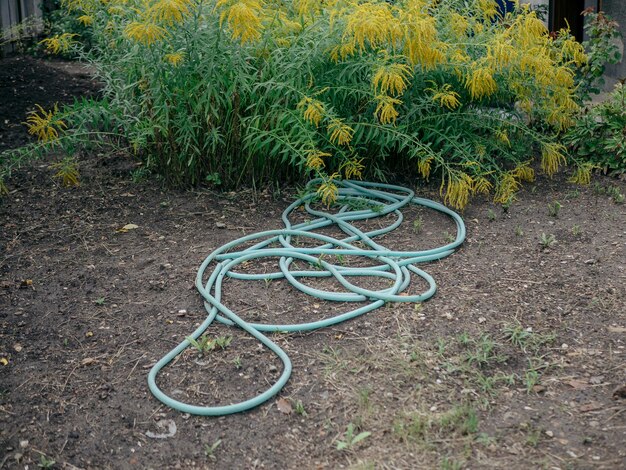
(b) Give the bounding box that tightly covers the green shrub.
[2,0,595,208]
[564,83,626,175]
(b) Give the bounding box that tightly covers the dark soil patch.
[1,57,625,470]
[0,55,99,153]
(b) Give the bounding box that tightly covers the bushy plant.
[41,0,94,56]
[564,82,626,175]
[576,8,623,101]
[2,0,595,208]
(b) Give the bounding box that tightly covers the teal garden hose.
[148,180,466,415]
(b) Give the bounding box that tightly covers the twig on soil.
[138,405,164,425]
[606,407,626,422]
[125,354,146,381]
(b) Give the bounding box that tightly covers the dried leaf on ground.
[276,397,292,414]
[116,223,139,233]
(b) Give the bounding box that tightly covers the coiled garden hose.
[148,180,465,415]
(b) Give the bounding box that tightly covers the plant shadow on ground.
[1,58,625,470]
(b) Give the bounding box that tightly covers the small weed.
[502,322,532,349]
[336,423,371,451]
[214,336,232,349]
[413,216,424,233]
[233,356,242,369]
[205,439,222,460]
[187,335,232,354]
[475,432,496,445]
[50,157,80,187]
[593,182,605,195]
[572,224,582,236]
[566,189,580,199]
[457,331,471,346]
[514,225,524,236]
[94,297,106,306]
[394,406,478,443]
[205,172,222,186]
[38,454,56,469]
[264,277,272,288]
[547,201,561,217]
[607,186,624,204]
[463,335,505,368]
[294,400,307,416]
[335,253,345,265]
[594,184,625,203]
[524,368,540,393]
[440,457,463,470]
[487,208,497,221]
[524,357,547,393]
[436,338,448,357]
[501,197,513,213]
[443,231,455,243]
[539,233,556,249]
[130,166,151,183]
[525,427,541,447]
[358,387,372,413]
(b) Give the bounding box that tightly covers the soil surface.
[1,57,625,470]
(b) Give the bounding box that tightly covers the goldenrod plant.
[1,0,606,208]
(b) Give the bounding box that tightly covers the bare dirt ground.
[1,56,625,470]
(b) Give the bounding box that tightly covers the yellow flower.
[465,66,497,100]
[51,157,80,187]
[61,0,86,12]
[317,174,340,206]
[473,177,492,195]
[487,41,516,71]
[511,163,535,182]
[568,164,593,185]
[148,0,192,25]
[494,172,520,204]
[540,142,567,177]
[495,128,510,146]
[443,173,473,210]
[450,12,468,37]
[216,0,264,44]
[417,156,433,179]
[297,97,325,127]
[125,21,167,45]
[342,158,365,180]
[426,83,461,110]
[329,42,357,62]
[508,10,548,48]
[371,62,413,96]
[561,38,587,67]
[344,2,399,51]
[25,104,67,142]
[305,149,331,171]
[293,0,321,17]
[374,95,401,125]
[328,119,353,146]
[77,15,94,26]
[39,33,77,54]
[477,0,499,21]
[403,15,445,68]
[164,52,185,66]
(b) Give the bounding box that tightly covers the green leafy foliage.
[565,83,626,174]
[2,0,605,208]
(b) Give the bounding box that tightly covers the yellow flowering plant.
[2,0,605,208]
